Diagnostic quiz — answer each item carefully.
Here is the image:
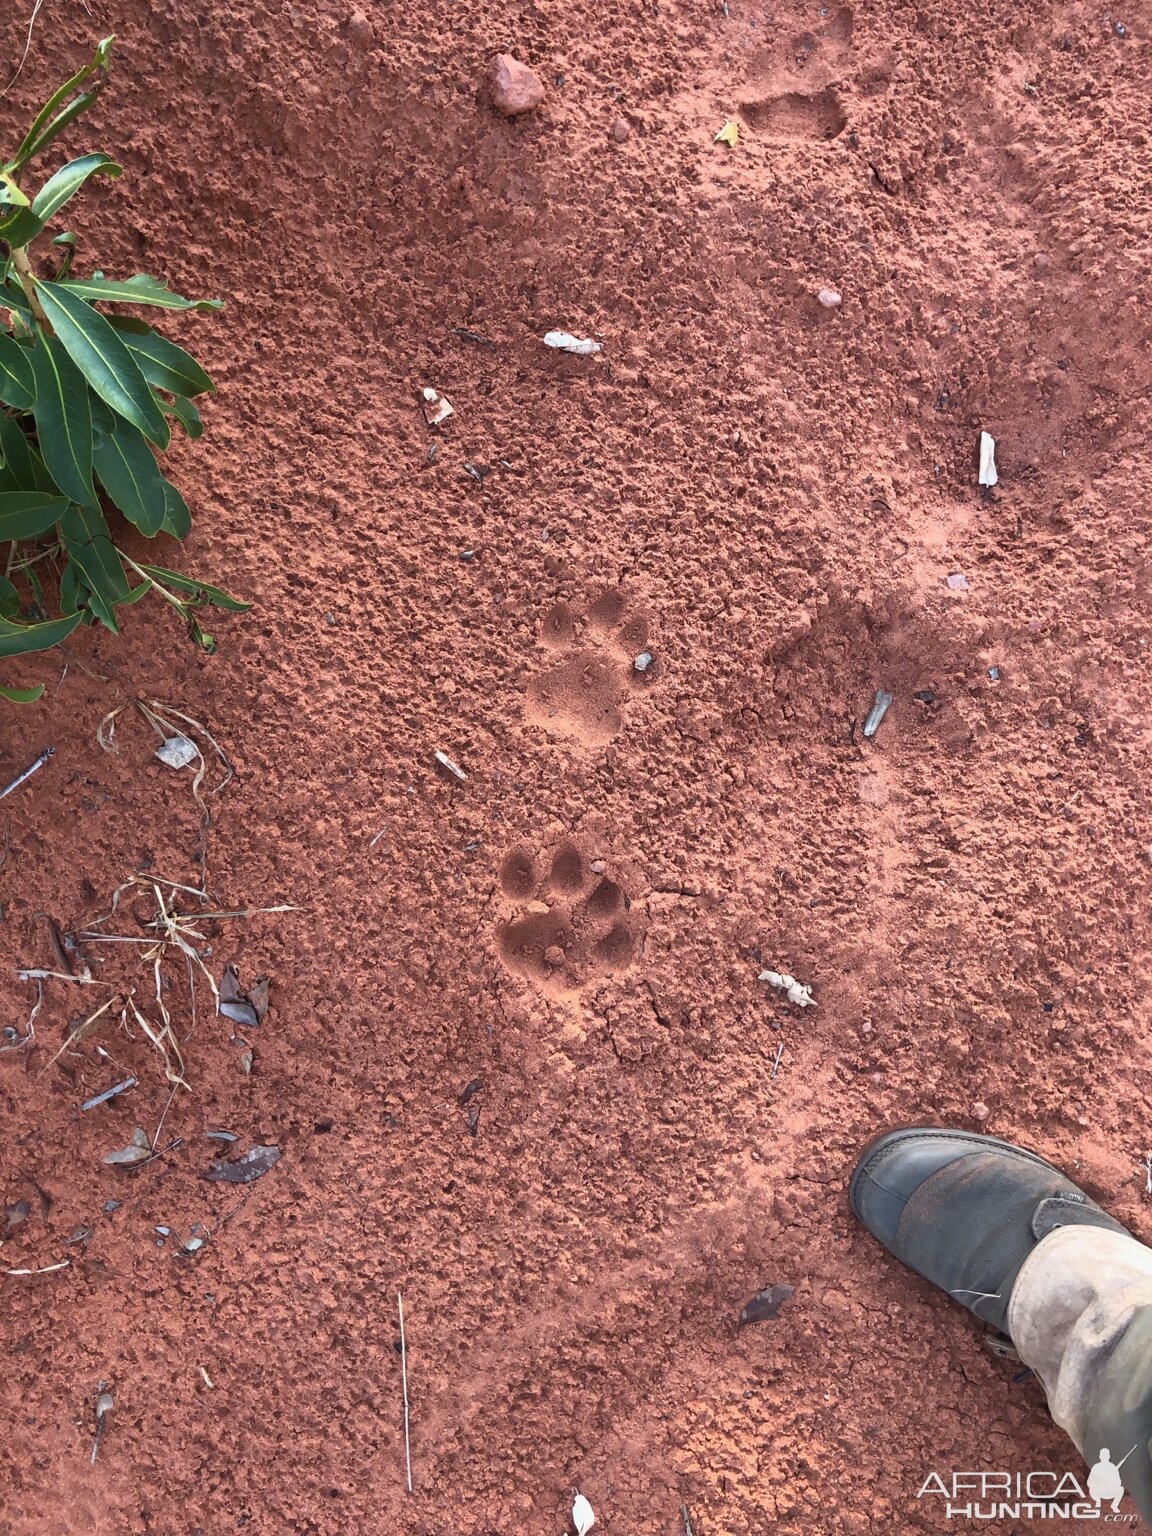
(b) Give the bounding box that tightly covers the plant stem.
[10,247,48,326]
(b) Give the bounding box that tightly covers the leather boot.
[849,1128,1129,1331]
[851,1128,1152,1523]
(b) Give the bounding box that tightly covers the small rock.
[610,116,631,143]
[817,287,842,309]
[945,572,969,591]
[544,945,565,967]
[346,8,373,44]
[489,54,546,117]
[972,1101,990,1121]
[633,650,654,673]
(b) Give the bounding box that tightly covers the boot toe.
[849,1127,1058,1251]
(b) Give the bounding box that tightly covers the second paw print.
[496,838,640,993]
[525,588,654,746]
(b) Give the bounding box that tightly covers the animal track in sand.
[496,838,639,993]
[524,589,652,746]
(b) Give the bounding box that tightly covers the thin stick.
[17,967,106,984]
[0,747,54,801]
[769,1041,784,1079]
[35,995,118,1077]
[681,1506,696,1536]
[0,0,45,104]
[398,1290,412,1493]
[151,1081,180,1150]
[3,1258,70,1276]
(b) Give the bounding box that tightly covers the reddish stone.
[489,54,546,116]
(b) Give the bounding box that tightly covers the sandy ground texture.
[2,0,1152,1532]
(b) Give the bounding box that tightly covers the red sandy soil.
[2,0,1152,1532]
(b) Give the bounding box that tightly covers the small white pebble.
[633,651,654,673]
[817,287,842,308]
[972,1101,990,1121]
[433,750,467,782]
[978,430,998,486]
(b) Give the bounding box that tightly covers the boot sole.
[848,1126,1064,1226]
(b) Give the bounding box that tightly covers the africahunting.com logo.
[918,1449,1139,1522]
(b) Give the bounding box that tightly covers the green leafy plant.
[0,35,247,701]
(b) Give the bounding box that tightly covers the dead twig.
[36,995,119,1078]
[681,1506,696,1536]
[136,700,233,890]
[2,977,42,1051]
[91,1387,114,1465]
[398,1291,413,1493]
[0,747,54,802]
[3,1258,70,1276]
[0,0,45,103]
[128,994,189,1091]
[17,968,108,984]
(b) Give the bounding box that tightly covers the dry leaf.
[740,1283,795,1324]
[5,1199,30,1230]
[421,386,454,426]
[543,331,602,356]
[155,735,198,770]
[248,977,270,1023]
[219,999,259,1029]
[102,1127,152,1166]
[714,118,739,146]
[572,1493,596,1536]
[204,1144,281,1184]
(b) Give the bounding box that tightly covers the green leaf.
[0,207,45,247]
[0,412,57,493]
[0,490,69,541]
[92,416,166,535]
[26,567,45,618]
[6,37,115,176]
[34,283,170,448]
[59,503,129,630]
[135,561,250,611]
[159,480,191,540]
[0,576,19,619]
[4,277,32,315]
[29,334,95,505]
[0,683,46,703]
[187,615,216,653]
[0,610,82,657]
[58,273,223,313]
[0,173,30,210]
[107,317,214,396]
[59,560,82,614]
[32,154,122,222]
[160,393,203,439]
[0,336,36,409]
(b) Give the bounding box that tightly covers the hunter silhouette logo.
[917,1451,1139,1522]
[1087,1448,1132,1514]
